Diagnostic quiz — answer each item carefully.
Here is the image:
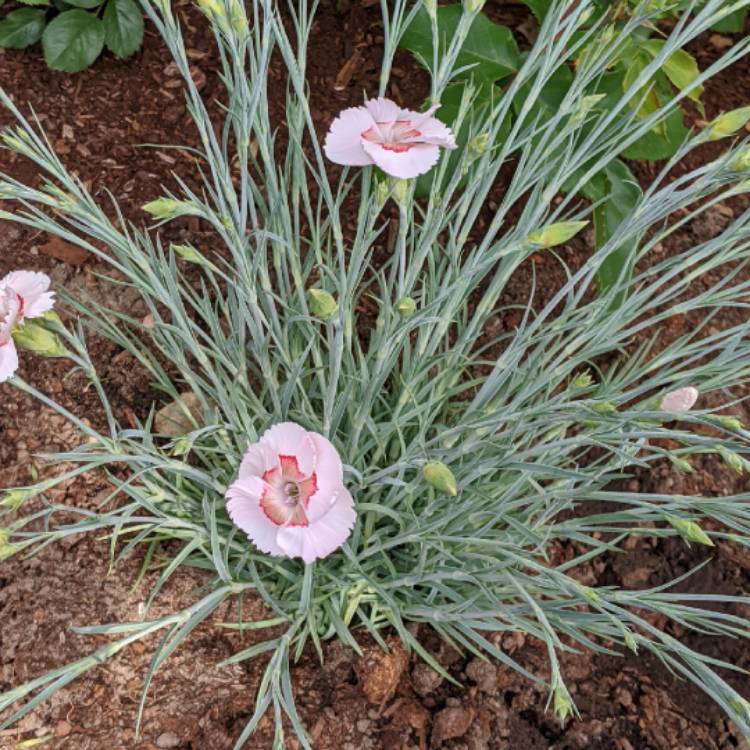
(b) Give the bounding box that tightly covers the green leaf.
[400,4,520,83]
[42,9,104,71]
[642,40,704,106]
[712,6,746,33]
[589,160,643,304]
[17,0,51,6]
[103,0,143,58]
[519,0,550,21]
[622,106,689,161]
[0,8,46,48]
[63,0,103,8]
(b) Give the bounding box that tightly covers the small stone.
[431,706,475,747]
[54,720,72,738]
[412,662,443,697]
[156,732,181,748]
[466,658,497,693]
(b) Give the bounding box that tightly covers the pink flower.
[660,387,699,413]
[324,97,457,179]
[0,271,55,383]
[226,422,356,564]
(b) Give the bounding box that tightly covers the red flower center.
[361,120,422,153]
[260,455,318,527]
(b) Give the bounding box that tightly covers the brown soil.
[2,2,750,749]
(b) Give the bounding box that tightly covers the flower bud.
[375,178,390,208]
[528,221,588,249]
[393,178,410,205]
[423,461,458,496]
[571,371,593,389]
[670,456,694,474]
[12,322,67,357]
[1,488,32,510]
[308,288,338,320]
[553,683,574,724]
[592,401,617,415]
[463,0,485,12]
[707,106,750,141]
[667,515,714,547]
[396,297,417,317]
[468,133,490,156]
[709,414,744,432]
[0,528,18,561]
[142,197,194,220]
[172,244,204,263]
[39,310,66,333]
[718,445,745,475]
[423,0,437,20]
[197,0,225,18]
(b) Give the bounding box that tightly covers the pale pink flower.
[0,271,55,383]
[324,97,457,179]
[226,422,356,564]
[660,386,699,413]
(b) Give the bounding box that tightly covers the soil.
[1,1,750,749]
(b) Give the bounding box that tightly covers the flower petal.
[306,433,345,522]
[411,115,457,148]
[661,387,699,413]
[365,97,402,123]
[276,487,355,563]
[324,105,376,167]
[238,441,279,480]
[261,422,317,475]
[361,139,440,179]
[226,476,285,556]
[3,271,54,319]
[0,340,19,383]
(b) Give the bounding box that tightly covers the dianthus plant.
[3,0,750,746]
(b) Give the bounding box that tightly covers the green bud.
[142,197,194,220]
[463,0,485,12]
[571,371,593,389]
[423,461,458,496]
[707,107,750,141]
[393,178,410,205]
[709,415,744,432]
[528,221,588,249]
[0,528,18,561]
[197,0,225,17]
[580,419,598,428]
[730,696,750,722]
[468,133,490,155]
[396,297,417,317]
[423,0,437,20]
[1,489,33,510]
[670,456,694,474]
[171,438,191,456]
[308,288,338,320]
[592,401,617,415]
[718,445,745,475]
[553,683,574,724]
[623,629,638,653]
[375,179,390,208]
[730,148,750,171]
[12,322,67,357]
[570,94,606,125]
[39,310,66,334]
[172,244,204,263]
[667,515,714,547]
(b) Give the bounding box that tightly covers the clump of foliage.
[2,0,750,748]
[0,0,144,72]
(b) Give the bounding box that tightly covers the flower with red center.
[324,96,457,179]
[0,271,55,383]
[661,386,699,413]
[225,422,356,564]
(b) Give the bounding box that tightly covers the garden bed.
[2,1,750,748]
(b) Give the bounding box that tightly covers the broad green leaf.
[712,6,746,33]
[42,9,104,71]
[64,0,103,8]
[622,106,689,161]
[622,53,661,120]
[642,40,704,105]
[400,5,520,83]
[589,160,643,303]
[0,8,46,48]
[519,0,550,21]
[17,0,51,6]
[103,0,143,58]
[513,53,574,119]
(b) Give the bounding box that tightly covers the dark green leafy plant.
[0,0,143,71]
[398,0,721,301]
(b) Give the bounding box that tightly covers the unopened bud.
[393,178,410,205]
[308,288,338,320]
[468,133,490,155]
[553,683,574,724]
[709,414,744,432]
[423,461,458,496]
[667,515,714,547]
[718,445,745,475]
[592,401,617,415]
[396,297,417,317]
[670,456,694,474]
[39,310,65,333]
[142,197,195,220]
[423,0,437,20]
[571,371,593,389]
[528,221,588,249]
[707,107,750,141]
[12,322,67,357]
[172,244,204,263]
